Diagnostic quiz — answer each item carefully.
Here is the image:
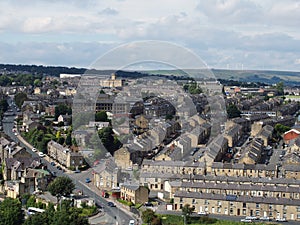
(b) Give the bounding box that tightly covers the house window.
[205,200,209,205]
[242,209,246,215]
[230,208,233,214]
[243,203,246,208]
[297,207,300,212]
[255,210,260,216]
[180,198,183,203]
[269,204,273,210]
[192,199,196,204]
[217,207,221,213]
[256,203,260,208]
[218,201,222,206]
[297,214,300,219]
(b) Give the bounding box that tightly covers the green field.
[154,214,280,225]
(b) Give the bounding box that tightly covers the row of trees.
[23,125,56,153]
[0,74,43,87]
[0,177,86,225]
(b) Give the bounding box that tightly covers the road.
[69,170,136,225]
[2,97,135,225]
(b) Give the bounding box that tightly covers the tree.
[226,104,241,119]
[276,81,284,96]
[48,177,75,202]
[14,92,28,108]
[95,110,108,122]
[65,134,72,146]
[182,204,195,224]
[0,198,23,225]
[55,104,72,120]
[142,209,156,225]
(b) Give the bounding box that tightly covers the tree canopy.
[95,110,108,122]
[14,92,28,108]
[226,104,241,119]
[0,198,23,225]
[55,104,72,120]
[47,176,75,199]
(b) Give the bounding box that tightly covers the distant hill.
[1,64,300,86]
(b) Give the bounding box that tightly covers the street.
[2,97,135,225]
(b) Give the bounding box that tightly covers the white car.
[276,218,287,222]
[32,148,37,152]
[197,211,208,215]
[38,152,45,157]
[259,216,270,221]
[129,220,135,225]
[245,216,257,220]
[240,219,253,223]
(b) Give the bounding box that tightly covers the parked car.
[198,211,208,216]
[50,162,55,166]
[56,165,62,170]
[85,178,91,183]
[240,219,253,223]
[245,216,257,220]
[107,202,115,207]
[144,202,153,207]
[259,216,270,221]
[38,152,45,157]
[129,220,135,225]
[74,170,81,173]
[275,218,287,222]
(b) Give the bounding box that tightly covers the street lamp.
[181,214,186,225]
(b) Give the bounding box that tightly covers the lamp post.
[181,214,186,225]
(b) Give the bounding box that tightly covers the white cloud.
[0,0,299,71]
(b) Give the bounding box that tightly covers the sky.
[0,0,300,71]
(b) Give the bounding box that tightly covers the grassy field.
[156,214,279,225]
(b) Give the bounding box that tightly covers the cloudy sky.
[0,0,300,71]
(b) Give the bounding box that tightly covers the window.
[256,203,260,208]
[269,204,273,210]
[243,203,246,208]
[243,209,246,215]
[230,208,233,214]
[297,214,300,219]
[217,207,221,213]
[192,199,196,204]
[218,201,222,206]
[255,210,260,216]
[180,198,183,203]
[205,200,209,205]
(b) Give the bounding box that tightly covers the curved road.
[2,98,136,225]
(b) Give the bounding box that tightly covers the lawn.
[157,214,279,225]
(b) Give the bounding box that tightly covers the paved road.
[69,170,137,225]
[2,97,136,225]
